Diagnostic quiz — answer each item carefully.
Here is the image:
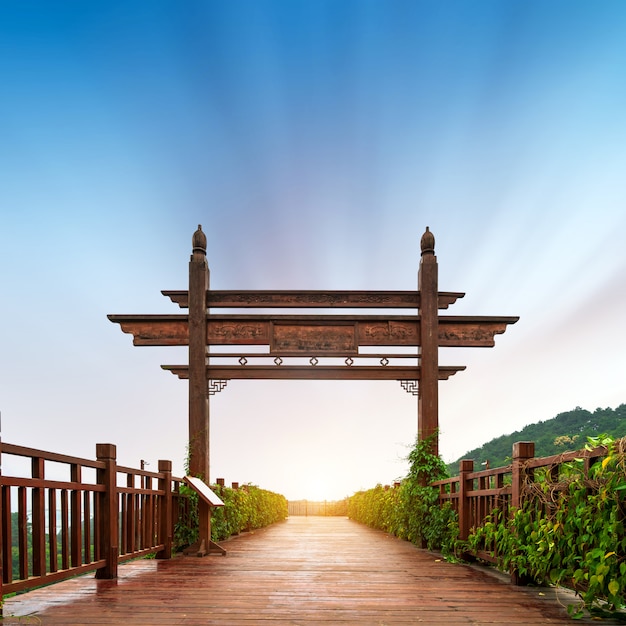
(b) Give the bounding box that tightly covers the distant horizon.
[1,398,623,503]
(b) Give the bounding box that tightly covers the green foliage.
[467,435,626,617]
[210,484,288,542]
[347,433,459,556]
[174,483,288,550]
[447,404,626,475]
[7,512,98,578]
[174,483,199,550]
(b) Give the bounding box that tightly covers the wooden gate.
[109,226,517,550]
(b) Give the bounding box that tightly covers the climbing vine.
[467,435,626,617]
[347,432,459,556]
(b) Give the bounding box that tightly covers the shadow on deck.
[2,517,611,625]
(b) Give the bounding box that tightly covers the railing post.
[31,456,46,577]
[95,443,118,579]
[125,472,135,554]
[156,460,173,560]
[458,460,474,541]
[70,463,82,567]
[0,437,3,605]
[511,441,535,585]
[511,442,534,511]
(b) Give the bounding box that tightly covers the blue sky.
[1,1,625,500]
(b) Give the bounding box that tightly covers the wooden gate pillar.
[418,227,439,456]
[188,225,210,481]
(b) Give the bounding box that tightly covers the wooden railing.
[288,499,348,516]
[432,441,608,566]
[0,441,184,596]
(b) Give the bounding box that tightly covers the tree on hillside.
[447,404,626,475]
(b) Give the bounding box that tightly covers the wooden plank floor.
[2,517,613,625]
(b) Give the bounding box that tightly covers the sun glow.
[302,475,333,502]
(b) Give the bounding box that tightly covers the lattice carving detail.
[400,380,419,396]
[208,380,228,395]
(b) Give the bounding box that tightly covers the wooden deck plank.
[2,517,613,624]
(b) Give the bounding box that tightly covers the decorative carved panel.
[271,322,357,354]
[358,320,419,346]
[438,317,518,347]
[207,319,269,345]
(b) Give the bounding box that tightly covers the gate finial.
[192,224,207,256]
[420,226,435,256]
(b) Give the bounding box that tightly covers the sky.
[1,1,625,502]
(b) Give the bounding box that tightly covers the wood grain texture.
[2,517,607,625]
[162,290,465,310]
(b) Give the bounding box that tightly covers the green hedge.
[174,483,288,549]
[211,484,288,541]
[350,432,626,617]
[347,433,458,555]
[467,435,626,617]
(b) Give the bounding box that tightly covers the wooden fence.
[432,441,608,569]
[0,441,185,597]
[288,500,347,516]
[2,437,613,596]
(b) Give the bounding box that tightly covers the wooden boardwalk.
[2,517,608,625]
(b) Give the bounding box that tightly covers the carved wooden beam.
[162,290,464,310]
[161,364,466,381]
[107,314,188,346]
[438,316,520,348]
[108,314,518,349]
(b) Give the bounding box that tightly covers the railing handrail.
[524,444,606,469]
[433,464,513,488]
[0,440,183,598]
[0,441,106,470]
[0,477,107,491]
[437,444,609,486]
[433,440,614,583]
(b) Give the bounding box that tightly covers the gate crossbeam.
[108,314,517,349]
[163,290,464,309]
[162,364,465,381]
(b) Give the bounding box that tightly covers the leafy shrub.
[347,433,459,556]
[175,483,288,549]
[174,484,199,550]
[467,435,626,617]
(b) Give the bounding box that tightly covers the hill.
[446,403,626,476]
